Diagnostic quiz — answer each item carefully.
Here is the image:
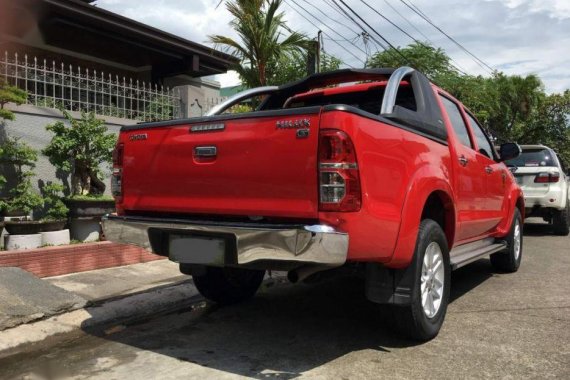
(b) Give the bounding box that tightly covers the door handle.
[485,166,493,174]
[458,155,468,167]
[194,146,217,158]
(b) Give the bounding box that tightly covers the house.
[0,0,237,193]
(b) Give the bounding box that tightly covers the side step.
[450,238,507,270]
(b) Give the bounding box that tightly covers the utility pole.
[316,30,322,73]
[307,30,321,75]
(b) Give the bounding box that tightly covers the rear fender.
[387,165,455,268]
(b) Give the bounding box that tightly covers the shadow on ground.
[522,220,556,237]
[74,261,495,379]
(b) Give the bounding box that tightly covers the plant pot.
[4,233,42,250]
[70,217,101,242]
[41,229,71,246]
[4,220,44,235]
[40,220,67,232]
[1,208,29,218]
[64,199,115,218]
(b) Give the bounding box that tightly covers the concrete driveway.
[0,220,568,379]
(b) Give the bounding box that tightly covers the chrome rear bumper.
[102,215,348,267]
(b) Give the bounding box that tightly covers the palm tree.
[210,0,310,87]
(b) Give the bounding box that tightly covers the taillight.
[534,172,559,183]
[318,129,361,212]
[111,143,124,204]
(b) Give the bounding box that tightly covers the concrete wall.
[0,105,132,199]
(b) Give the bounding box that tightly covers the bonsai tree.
[41,183,69,221]
[43,110,117,197]
[0,80,27,197]
[3,172,43,215]
[0,138,43,215]
[0,78,27,121]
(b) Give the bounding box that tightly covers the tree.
[210,0,310,87]
[366,42,458,81]
[267,51,342,86]
[521,90,570,165]
[0,79,27,121]
[43,111,117,196]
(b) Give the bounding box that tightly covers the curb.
[0,281,202,359]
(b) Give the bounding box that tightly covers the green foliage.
[0,137,38,170]
[0,138,42,214]
[267,51,342,86]
[41,183,69,221]
[367,42,456,80]
[4,172,44,214]
[227,103,254,114]
[43,110,117,196]
[0,79,27,121]
[146,94,175,121]
[67,194,114,201]
[366,42,569,162]
[210,0,310,87]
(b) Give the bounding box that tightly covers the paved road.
[1,221,569,380]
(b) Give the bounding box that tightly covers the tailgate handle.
[194,146,217,157]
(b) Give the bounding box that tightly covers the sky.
[94,0,570,93]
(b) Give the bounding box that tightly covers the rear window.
[286,86,416,115]
[506,148,556,167]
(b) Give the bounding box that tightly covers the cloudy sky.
[95,0,570,93]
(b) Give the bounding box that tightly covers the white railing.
[1,51,182,122]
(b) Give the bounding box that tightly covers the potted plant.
[0,137,40,218]
[43,110,116,241]
[40,183,69,231]
[39,183,70,246]
[0,138,44,234]
[2,173,44,235]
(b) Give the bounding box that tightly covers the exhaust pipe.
[287,266,326,283]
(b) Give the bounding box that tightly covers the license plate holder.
[169,234,227,265]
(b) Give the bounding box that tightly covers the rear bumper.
[102,215,348,268]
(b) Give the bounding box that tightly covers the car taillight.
[318,129,361,212]
[111,143,124,203]
[534,172,559,183]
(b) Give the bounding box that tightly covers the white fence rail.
[1,51,182,122]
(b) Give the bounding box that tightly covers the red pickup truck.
[103,67,524,341]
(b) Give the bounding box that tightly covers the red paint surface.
[116,81,523,269]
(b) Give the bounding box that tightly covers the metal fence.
[0,51,182,122]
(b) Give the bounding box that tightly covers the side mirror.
[499,142,521,162]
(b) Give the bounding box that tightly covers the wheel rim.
[513,220,521,261]
[421,242,445,319]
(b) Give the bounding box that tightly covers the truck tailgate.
[120,109,321,219]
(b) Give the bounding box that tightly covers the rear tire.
[553,203,570,236]
[491,208,523,272]
[192,267,265,305]
[393,219,450,341]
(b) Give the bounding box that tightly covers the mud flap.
[365,262,416,305]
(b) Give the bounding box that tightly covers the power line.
[399,0,494,73]
[288,0,368,57]
[359,0,469,75]
[383,0,434,45]
[333,0,413,65]
[282,0,363,67]
[298,0,361,37]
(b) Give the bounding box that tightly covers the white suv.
[505,145,570,235]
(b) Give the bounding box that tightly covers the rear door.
[438,94,489,241]
[465,113,506,230]
[121,108,322,219]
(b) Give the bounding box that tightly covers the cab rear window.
[506,149,556,167]
[285,86,417,115]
